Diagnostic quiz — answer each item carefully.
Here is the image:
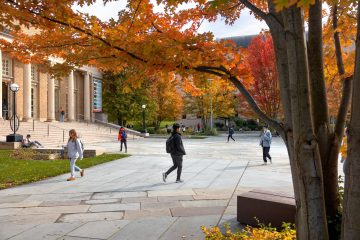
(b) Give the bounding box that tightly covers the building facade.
[1,32,103,123]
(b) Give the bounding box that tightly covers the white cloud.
[74,0,267,38]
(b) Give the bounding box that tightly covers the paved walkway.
[0,133,293,240]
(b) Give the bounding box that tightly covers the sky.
[74,0,268,38]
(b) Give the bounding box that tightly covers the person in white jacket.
[67,129,84,181]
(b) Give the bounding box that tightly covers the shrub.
[204,127,218,136]
[146,127,155,134]
[202,222,296,240]
[11,148,37,160]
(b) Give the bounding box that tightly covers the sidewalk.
[0,133,293,240]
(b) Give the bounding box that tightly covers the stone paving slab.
[17,205,90,215]
[124,209,171,220]
[8,222,82,240]
[148,189,196,197]
[92,191,147,200]
[121,197,158,204]
[24,193,92,202]
[180,199,228,208]
[170,206,226,217]
[84,199,121,205]
[57,236,102,240]
[66,220,130,239]
[108,217,176,240]
[0,213,61,224]
[141,201,181,211]
[0,201,42,209]
[0,208,22,217]
[157,195,194,202]
[89,203,140,212]
[0,194,30,204]
[159,215,220,240]
[0,223,38,240]
[57,212,124,223]
[39,200,81,207]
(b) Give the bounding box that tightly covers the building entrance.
[2,82,9,119]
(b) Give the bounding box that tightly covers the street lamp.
[6,83,23,142]
[142,104,147,133]
[209,78,213,130]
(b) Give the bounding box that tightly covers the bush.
[204,127,218,136]
[215,122,224,130]
[146,127,155,134]
[202,222,296,240]
[11,148,37,160]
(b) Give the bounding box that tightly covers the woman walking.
[67,129,84,181]
[118,127,127,153]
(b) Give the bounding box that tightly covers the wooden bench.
[237,189,296,229]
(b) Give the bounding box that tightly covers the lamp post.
[209,79,213,130]
[142,104,147,133]
[6,83,23,142]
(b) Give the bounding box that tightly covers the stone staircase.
[0,120,139,148]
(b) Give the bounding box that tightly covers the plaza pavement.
[0,133,293,240]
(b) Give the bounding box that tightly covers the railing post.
[110,127,111,134]
[32,119,34,131]
[63,130,65,142]
[47,124,49,136]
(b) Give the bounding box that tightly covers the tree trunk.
[283,6,329,239]
[342,1,360,238]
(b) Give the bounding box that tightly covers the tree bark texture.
[342,1,360,238]
[283,7,329,240]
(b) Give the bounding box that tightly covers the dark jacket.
[171,132,186,156]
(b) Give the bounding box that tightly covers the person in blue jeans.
[163,123,186,183]
[66,129,84,181]
[260,125,272,164]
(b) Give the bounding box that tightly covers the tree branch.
[5,0,148,64]
[194,65,284,134]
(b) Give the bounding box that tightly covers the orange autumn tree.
[246,34,281,119]
[183,75,238,129]
[149,73,183,130]
[1,0,360,238]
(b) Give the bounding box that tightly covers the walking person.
[227,125,235,142]
[67,129,84,181]
[260,125,272,164]
[163,123,186,183]
[118,127,127,153]
[60,107,65,122]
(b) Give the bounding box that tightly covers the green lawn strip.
[0,151,128,190]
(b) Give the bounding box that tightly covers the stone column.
[23,63,32,121]
[84,72,90,121]
[68,70,75,121]
[0,49,3,119]
[47,76,55,121]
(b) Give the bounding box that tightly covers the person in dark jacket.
[163,123,186,183]
[227,125,235,142]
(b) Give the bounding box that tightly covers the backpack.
[76,139,84,152]
[121,131,127,139]
[166,135,175,153]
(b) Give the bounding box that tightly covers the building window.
[2,58,12,77]
[31,65,38,82]
[182,114,187,119]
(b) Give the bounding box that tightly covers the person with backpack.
[118,127,127,153]
[66,129,84,181]
[227,125,235,142]
[163,123,186,183]
[259,125,272,164]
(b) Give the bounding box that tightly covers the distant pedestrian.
[260,125,272,164]
[118,127,127,153]
[60,107,65,122]
[66,129,84,181]
[227,126,235,142]
[197,123,201,132]
[22,134,43,148]
[163,123,186,183]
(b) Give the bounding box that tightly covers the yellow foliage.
[202,223,296,240]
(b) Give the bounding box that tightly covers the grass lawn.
[0,150,128,190]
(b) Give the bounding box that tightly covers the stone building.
[0,30,104,123]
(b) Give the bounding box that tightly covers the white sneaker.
[162,173,167,182]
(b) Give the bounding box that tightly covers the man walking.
[163,123,186,183]
[227,125,235,142]
[260,125,272,164]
